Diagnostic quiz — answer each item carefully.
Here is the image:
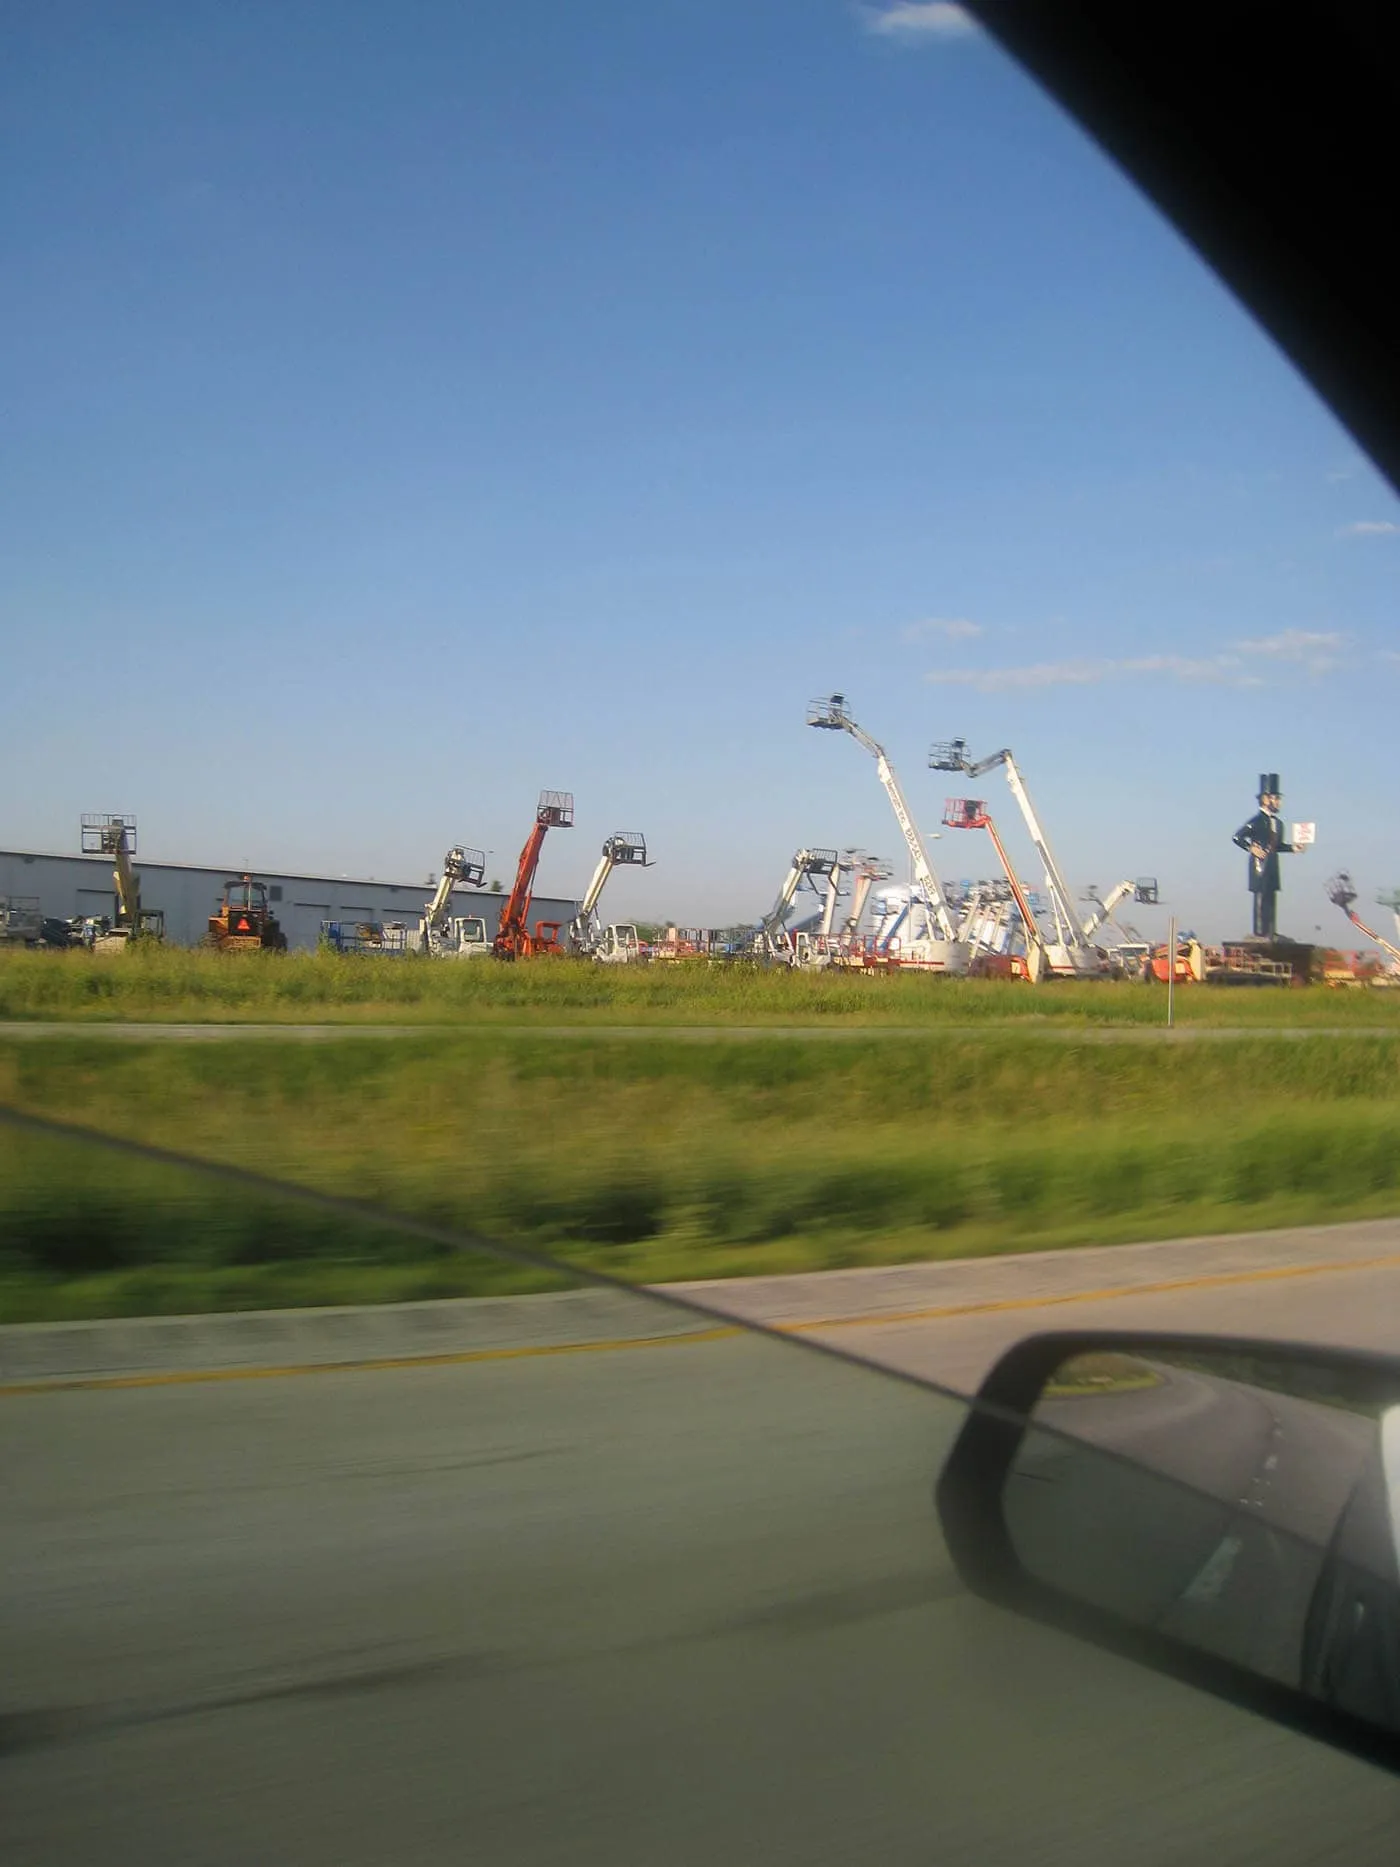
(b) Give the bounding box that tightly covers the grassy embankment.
[3,943,1400,1026]
[3,1027,1400,1320]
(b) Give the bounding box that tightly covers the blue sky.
[5,0,1398,939]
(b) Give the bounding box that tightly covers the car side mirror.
[936,1331,1400,1774]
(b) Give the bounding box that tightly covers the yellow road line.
[0,1325,741,1397]
[777,1249,1400,1335]
[5,1249,1400,1397]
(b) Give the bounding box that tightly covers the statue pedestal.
[1216,937,1319,985]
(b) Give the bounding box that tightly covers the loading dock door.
[288,902,332,952]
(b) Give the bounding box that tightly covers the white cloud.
[862,3,978,40]
[922,627,1363,694]
[1337,520,1399,536]
[1235,628,1345,658]
[901,616,982,643]
[924,654,1261,694]
[1234,628,1346,675]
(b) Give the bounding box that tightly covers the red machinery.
[492,792,574,960]
[942,798,1043,981]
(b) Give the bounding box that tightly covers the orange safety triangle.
[236,917,250,931]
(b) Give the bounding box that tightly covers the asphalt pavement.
[7,1215,1400,1389]
[7,1224,1400,1864]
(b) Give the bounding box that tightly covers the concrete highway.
[7,1228,1400,1864]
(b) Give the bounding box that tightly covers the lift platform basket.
[536,791,575,828]
[806,694,852,731]
[1327,872,1358,911]
[601,832,649,866]
[445,846,487,887]
[81,812,137,854]
[928,740,972,773]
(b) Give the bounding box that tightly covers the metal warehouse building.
[0,848,578,953]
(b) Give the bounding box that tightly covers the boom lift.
[493,791,574,960]
[819,858,844,942]
[420,845,488,957]
[79,814,166,950]
[807,695,968,972]
[757,847,839,961]
[1328,873,1400,973]
[942,799,1045,981]
[1082,877,1160,960]
[841,852,892,942]
[570,832,651,963]
[1083,880,1136,939]
[791,850,863,970]
[955,878,1019,964]
[931,740,1112,977]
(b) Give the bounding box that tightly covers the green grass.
[4,1028,1400,1319]
[4,943,1400,1027]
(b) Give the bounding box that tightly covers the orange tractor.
[207,876,288,952]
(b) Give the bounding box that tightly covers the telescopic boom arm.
[80,814,140,928]
[494,792,574,960]
[842,853,892,939]
[579,833,649,921]
[1081,879,1136,939]
[422,845,486,952]
[760,847,839,950]
[931,740,1091,955]
[808,696,957,942]
[571,832,650,951]
[1329,873,1400,968]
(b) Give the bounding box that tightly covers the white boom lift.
[571,831,651,963]
[1328,873,1400,972]
[1081,879,1136,940]
[931,740,1115,977]
[791,851,894,970]
[819,859,844,942]
[758,846,839,961]
[841,852,892,942]
[807,695,969,972]
[790,849,867,970]
[79,814,165,951]
[956,878,1019,963]
[1082,877,1159,944]
[420,845,488,957]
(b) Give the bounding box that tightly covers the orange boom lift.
[492,791,574,960]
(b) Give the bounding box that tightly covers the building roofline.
[0,848,525,896]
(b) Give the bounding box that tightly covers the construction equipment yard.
[4,692,1400,1325]
[4,695,1398,985]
